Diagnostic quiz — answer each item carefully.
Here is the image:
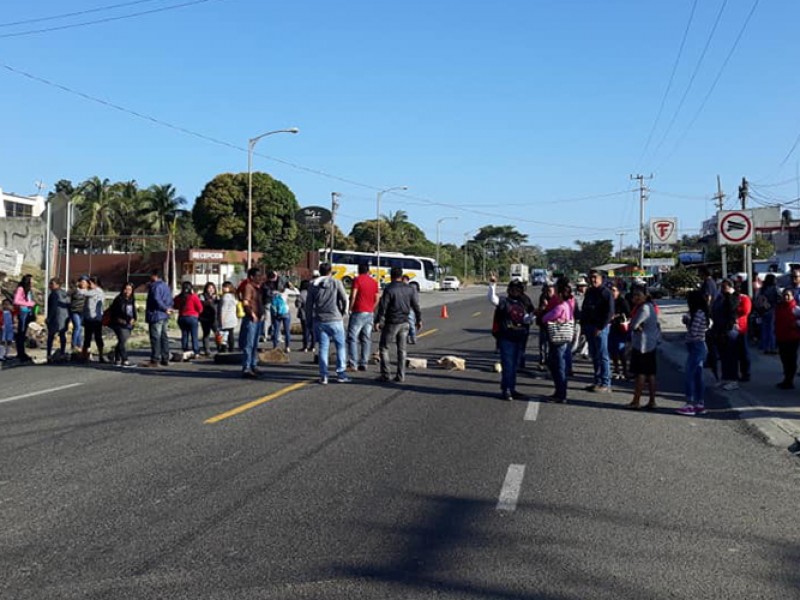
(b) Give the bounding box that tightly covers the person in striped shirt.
[677,290,710,416]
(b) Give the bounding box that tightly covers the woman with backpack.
[541,277,575,403]
[490,277,534,401]
[199,282,219,356]
[109,282,137,367]
[270,286,292,351]
[174,281,203,358]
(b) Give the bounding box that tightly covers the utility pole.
[630,174,653,272]
[329,192,341,263]
[714,175,728,279]
[617,231,625,259]
[739,177,753,297]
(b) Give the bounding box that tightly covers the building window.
[4,201,33,217]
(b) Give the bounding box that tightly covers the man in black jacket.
[374,267,422,382]
[580,270,614,392]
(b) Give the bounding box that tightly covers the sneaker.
[120,361,134,368]
[393,375,404,383]
[501,389,513,401]
[285,347,291,353]
[675,404,696,416]
[593,386,612,393]
[319,376,328,385]
[584,384,597,392]
[242,369,257,379]
[346,365,357,373]
[357,365,367,372]
[336,374,352,384]
[721,381,739,391]
[376,375,390,383]
[694,404,707,415]
[160,359,169,366]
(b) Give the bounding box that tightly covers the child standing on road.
[0,298,15,360]
[677,290,709,416]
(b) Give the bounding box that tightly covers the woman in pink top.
[541,278,575,402]
[13,274,36,362]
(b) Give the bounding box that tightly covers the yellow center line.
[205,381,311,424]
[417,328,439,339]
[471,311,482,317]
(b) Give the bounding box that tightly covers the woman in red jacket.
[174,281,203,357]
[774,288,800,390]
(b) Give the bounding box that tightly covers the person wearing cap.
[68,276,89,355]
[571,277,589,369]
[580,270,614,392]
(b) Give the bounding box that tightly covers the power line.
[0,0,220,38]
[0,0,163,27]
[647,0,729,166]
[637,0,698,165]
[658,0,761,169]
[0,60,634,234]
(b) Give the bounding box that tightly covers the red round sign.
[719,211,752,243]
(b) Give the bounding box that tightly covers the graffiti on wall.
[0,219,47,268]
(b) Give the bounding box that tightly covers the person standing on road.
[734,280,752,383]
[711,279,741,391]
[199,282,219,356]
[627,287,660,410]
[295,280,314,353]
[535,283,554,369]
[581,270,614,393]
[174,282,202,358]
[0,298,14,361]
[68,275,89,355]
[698,266,718,308]
[145,269,173,367]
[488,273,532,369]
[755,274,779,355]
[347,263,379,371]
[676,290,710,416]
[217,281,238,352]
[269,284,292,352]
[12,274,36,363]
[774,288,800,390]
[239,267,264,379]
[307,263,350,385]
[609,284,631,380]
[786,269,800,304]
[374,266,422,384]
[46,277,70,362]
[541,278,574,403]
[402,275,419,346]
[80,276,106,363]
[571,277,589,366]
[109,282,137,367]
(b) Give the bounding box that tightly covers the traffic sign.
[650,217,677,244]
[717,210,754,245]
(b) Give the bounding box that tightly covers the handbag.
[546,320,574,345]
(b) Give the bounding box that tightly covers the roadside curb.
[658,339,800,450]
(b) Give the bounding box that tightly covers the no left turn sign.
[717,210,754,245]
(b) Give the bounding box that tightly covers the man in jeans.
[145,269,173,366]
[580,269,614,392]
[374,266,422,383]
[239,267,264,379]
[68,275,88,355]
[307,263,350,385]
[347,262,379,372]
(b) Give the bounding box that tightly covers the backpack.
[271,293,288,317]
[492,297,529,339]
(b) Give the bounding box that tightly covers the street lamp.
[435,216,458,283]
[462,229,477,280]
[247,127,299,268]
[328,192,341,263]
[376,185,408,282]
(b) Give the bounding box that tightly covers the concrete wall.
[0,218,48,268]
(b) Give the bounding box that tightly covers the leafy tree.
[141,183,186,235]
[73,176,118,238]
[661,266,699,293]
[192,172,302,269]
[573,239,614,273]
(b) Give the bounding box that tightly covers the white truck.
[509,263,530,284]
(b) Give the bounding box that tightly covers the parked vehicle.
[510,264,530,284]
[441,276,461,291]
[531,268,550,285]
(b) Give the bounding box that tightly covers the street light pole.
[329,192,341,263]
[376,185,408,283]
[436,216,458,283]
[247,127,299,269]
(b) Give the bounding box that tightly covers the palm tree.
[110,180,144,237]
[73,176,118,239]
[141,183,186,235]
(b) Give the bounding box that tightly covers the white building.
[0,188,45,218]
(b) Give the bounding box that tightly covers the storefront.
[181,249,248,288]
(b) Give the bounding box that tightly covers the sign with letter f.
[650,217,678,245]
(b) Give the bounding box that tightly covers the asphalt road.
[2,294,799,599]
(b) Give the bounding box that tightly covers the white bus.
[324,249,438,292]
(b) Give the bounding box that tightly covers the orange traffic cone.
[440,305,449,319]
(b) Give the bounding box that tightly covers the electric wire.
[647,0,729,167]
[0,0,219,38]
[636,0,698,166]
[0,0,163,28]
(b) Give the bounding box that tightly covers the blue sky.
[2,0,799,251]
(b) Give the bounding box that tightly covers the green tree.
[141,183,186,235]
[192,172,302,269]
[73,176,118,238]
[573,239,614,273]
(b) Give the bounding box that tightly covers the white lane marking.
[0,383,84,405]
[524,401,540,421]
[497,464,525,512]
